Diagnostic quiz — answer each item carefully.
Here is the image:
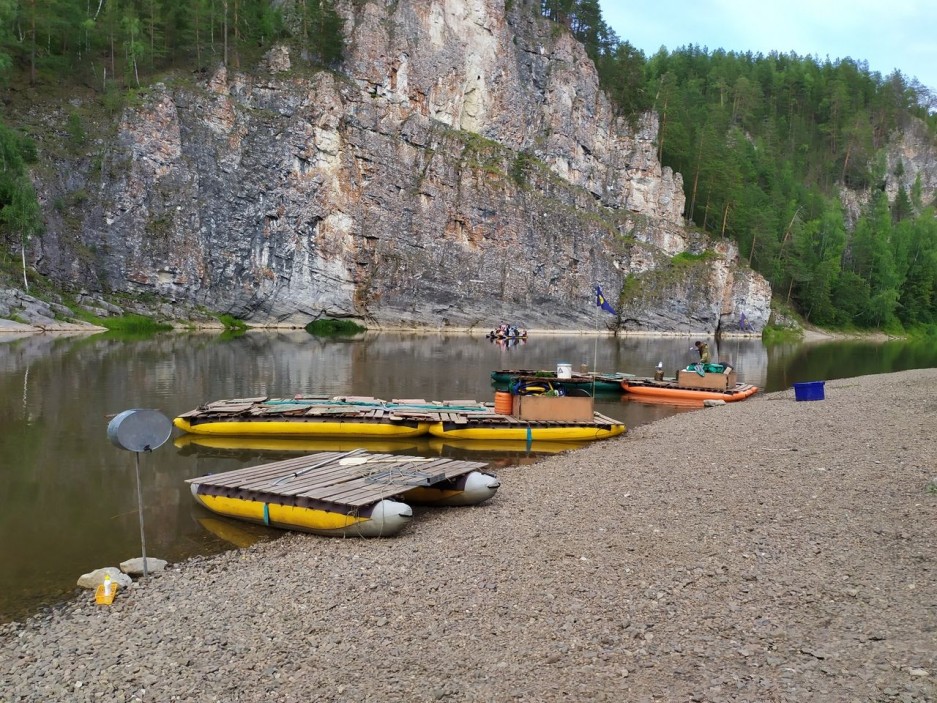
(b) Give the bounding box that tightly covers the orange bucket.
[494,391,513,415]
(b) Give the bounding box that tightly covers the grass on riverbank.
[218,314,248,332]
[305,319,366,337]
[76,312,173,334]
[761,325,802,343]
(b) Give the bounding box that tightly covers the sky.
[597,0,937,92]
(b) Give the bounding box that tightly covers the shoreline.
[0,316,896,342]
[0,310,902,342]
[2,370,934,701]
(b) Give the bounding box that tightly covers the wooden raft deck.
[186,450,489,508]
[176,396,500,424]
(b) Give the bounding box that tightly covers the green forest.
[2,0,937,332]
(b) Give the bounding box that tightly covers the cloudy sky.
[597,0,937,92]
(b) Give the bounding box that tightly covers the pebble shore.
[1,370,935,702]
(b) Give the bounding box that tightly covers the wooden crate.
[512,395,594,422]
[676,369,737,391]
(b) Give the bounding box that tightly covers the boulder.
[77,567,133,590]
[120,557,168,576]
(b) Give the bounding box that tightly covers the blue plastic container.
[793,381,825,401]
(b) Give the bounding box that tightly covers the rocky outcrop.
[841,115,937,228]
[615,240,771,334]
[0,288,105,332]
[29,0,770,333]
[884,116,937,203]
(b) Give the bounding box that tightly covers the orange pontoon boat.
[621,378,759,403]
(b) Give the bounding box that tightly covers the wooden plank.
[265,464,390,495]
[209,396,267,405]
[253,404,311,415]
[189,452,491,508]
[315,484,400,507]
[387,412,434,422]
[311,470,448,502]
[192,451,398,489]
[199,452,347,481]
[277,456,445,491]
[253,454,434,495]
[294,459,484,503]
[200,403,255,414]
[189,452,353,487]
[239,464,370,492]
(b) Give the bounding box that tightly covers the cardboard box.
[512,395,595,422]
[676,369,737,390]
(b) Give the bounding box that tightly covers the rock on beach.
[1,370,935,702]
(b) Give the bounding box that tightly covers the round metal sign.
[107,409,173,453]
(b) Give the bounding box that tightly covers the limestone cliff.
[839,115,937,228]
[30,0,771,333]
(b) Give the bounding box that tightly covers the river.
[1,330,934,623]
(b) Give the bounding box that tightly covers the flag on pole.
[595,286,616,315]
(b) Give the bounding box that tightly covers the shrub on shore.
[305,319,365,336]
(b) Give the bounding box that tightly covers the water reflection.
[1,330,935,623]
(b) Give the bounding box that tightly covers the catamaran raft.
[186,449,500,537]
[174,394,625,442]
[620,365,758,403]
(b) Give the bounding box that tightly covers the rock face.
[31,0,770,333]
[840,115,937,228]
[883,115,937,203]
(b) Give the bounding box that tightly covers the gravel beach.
[2,370,935,703]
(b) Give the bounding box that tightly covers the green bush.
[218,314,248,331]
[69,312,172,338]
[305,318,365,336]
[99,314,173,333]
[761,325,802,344]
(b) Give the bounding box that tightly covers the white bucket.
[556,363,572,379]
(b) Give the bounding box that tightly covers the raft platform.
[174,395,626,442]
[428,410,625,441]
[621,378,759,403]
[186,449,498,537]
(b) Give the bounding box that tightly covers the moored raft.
[428,411,625,441]
[174,395,625,443]
[621,378,759,403]
[173,396,491,438]
[186,449,499,537]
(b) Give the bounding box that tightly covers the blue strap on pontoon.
[263,503,270,526]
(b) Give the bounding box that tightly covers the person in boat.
[691,340,711,376]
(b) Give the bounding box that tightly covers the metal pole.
[134,452,149,577]
[593,289,599,374]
